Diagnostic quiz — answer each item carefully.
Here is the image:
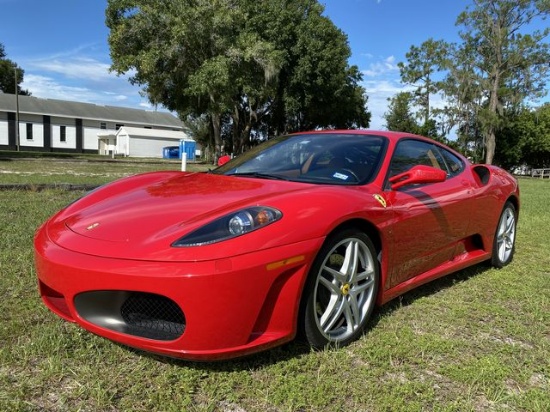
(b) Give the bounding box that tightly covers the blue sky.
[2,0,474,129]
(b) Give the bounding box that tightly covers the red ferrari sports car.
[35,130,519,360]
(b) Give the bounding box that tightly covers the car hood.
[63,173,281,241]
[47,171,331,260]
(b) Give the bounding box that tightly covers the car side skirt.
[379,249,490,305]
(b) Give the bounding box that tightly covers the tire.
[299,229,379,349]
[491,201,517,268]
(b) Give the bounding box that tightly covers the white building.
[98,126,195,158]
[0,94,191,157]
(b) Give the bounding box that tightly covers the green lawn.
[0,152,210,186]
[0,157,548,411]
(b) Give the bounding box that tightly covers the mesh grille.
[120,292,185,341]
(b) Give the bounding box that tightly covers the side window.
[437,147,464,177]
[389,140,445,178]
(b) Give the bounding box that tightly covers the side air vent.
[472,165,490,186]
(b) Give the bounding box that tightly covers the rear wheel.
[299,229,379,349]
[491,201,517,268]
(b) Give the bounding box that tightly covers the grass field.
[0,153,210,186]
[0,157,548,411]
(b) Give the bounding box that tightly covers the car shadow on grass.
[127,261,492,370]
[371,262,490,322]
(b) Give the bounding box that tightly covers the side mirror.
[389,165,447,190]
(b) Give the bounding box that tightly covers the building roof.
[0,93,183,129]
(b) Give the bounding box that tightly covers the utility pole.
[14,68,20,151]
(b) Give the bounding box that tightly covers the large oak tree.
[106,0,370,156]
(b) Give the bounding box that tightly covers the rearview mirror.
[389,165,447,190]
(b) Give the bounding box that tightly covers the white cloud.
[361,55,399,78]
[21,71,147,110]
[357,55,408,129]
[17,50,152,110]
[365,82,409,130]
[22,74,101,102]
[28,57,113,82]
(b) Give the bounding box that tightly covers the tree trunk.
[485,128,496,164]
[239,124,252,153]
[210,112,222,164]
[485,69,500,165]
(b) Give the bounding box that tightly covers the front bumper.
[34,226,322,360]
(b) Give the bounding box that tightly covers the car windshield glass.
[213,133,387,185]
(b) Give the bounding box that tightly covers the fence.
[531,168,550,179]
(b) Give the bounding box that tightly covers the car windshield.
[213,133,387,185]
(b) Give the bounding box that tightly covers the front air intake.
[120,292,186,340]
[74,291,185,341]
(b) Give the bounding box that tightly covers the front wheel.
[299,229,379,349]
[491,201,517,268]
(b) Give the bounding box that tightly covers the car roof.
[295,129,424,143]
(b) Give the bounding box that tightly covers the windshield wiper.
[226,172,290,181]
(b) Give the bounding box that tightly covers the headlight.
[172,206,282,247]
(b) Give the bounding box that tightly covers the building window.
[60,125,66,142]
[26,123,33,140]
[116,124,124,130]
[100,122,107,129]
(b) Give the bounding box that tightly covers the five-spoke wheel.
[300,229,379,348]
[491,201,517,268]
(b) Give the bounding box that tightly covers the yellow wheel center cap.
[341,283,350,295]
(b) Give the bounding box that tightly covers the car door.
[384,139,472,288]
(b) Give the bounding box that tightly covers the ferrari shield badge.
[373,194,387,208]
